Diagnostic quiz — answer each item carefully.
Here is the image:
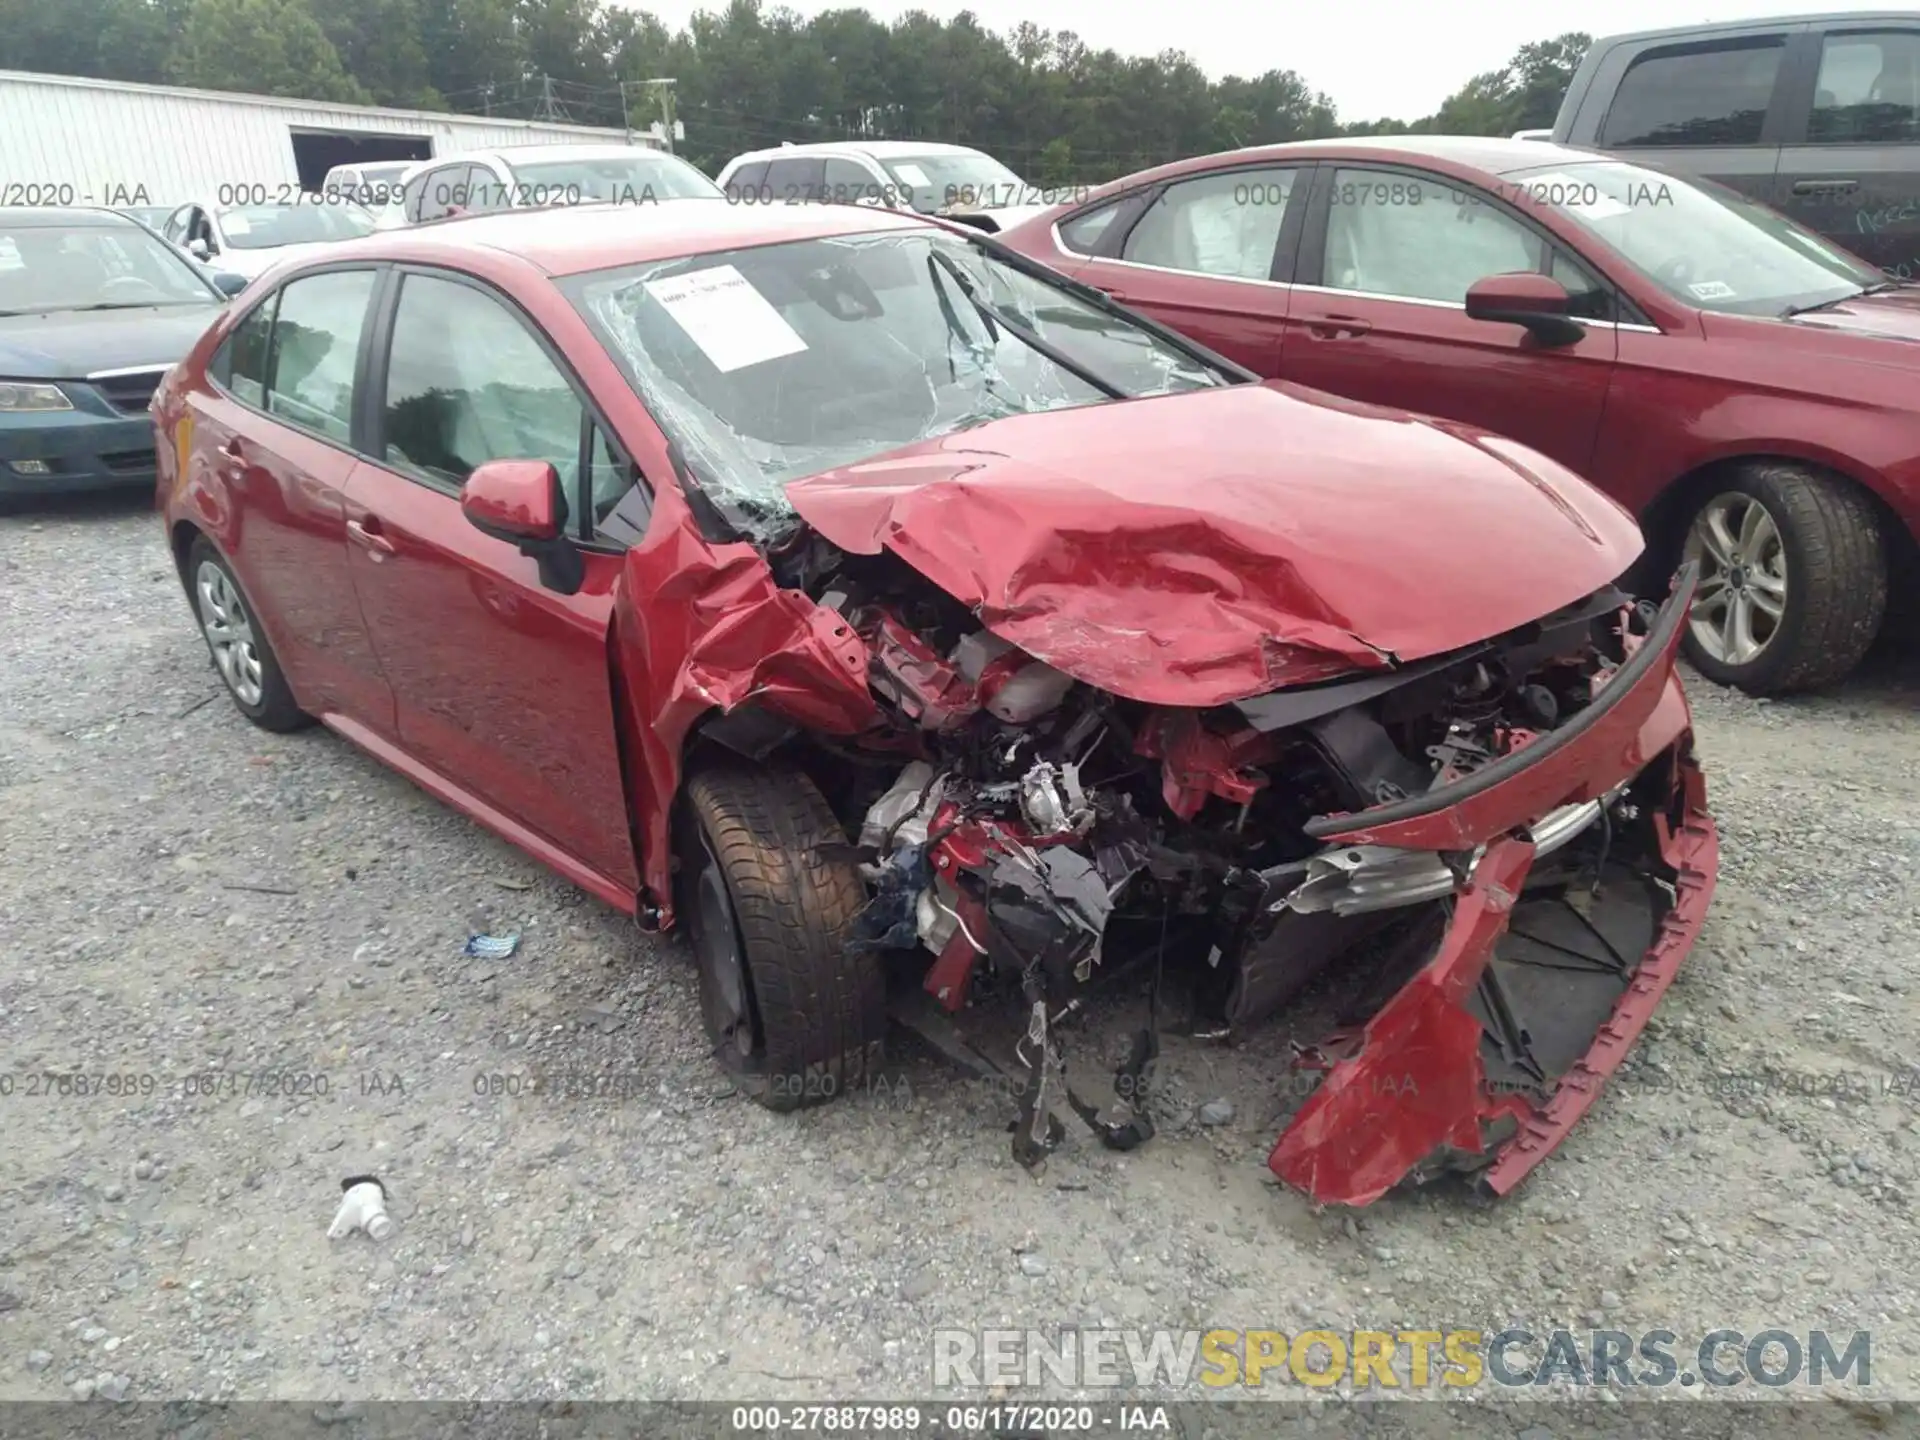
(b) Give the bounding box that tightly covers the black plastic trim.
[1302,562,1698,839]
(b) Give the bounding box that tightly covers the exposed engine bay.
[690,534,1716,1202]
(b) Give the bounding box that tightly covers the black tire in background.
[678,764,885,1111]
[185,536,313,732]
[1679,463,1887,696]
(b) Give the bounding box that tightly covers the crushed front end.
[701,534,1716,1205]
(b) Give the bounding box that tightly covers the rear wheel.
[187,537,312,731]
[1679,465,1886,695]
[678,765,885,1111]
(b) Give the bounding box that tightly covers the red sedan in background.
[153,200,1716,1206]
[999,136,1920,696]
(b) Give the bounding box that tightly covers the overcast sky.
[622,0,1873,121]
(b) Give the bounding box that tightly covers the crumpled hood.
[784,383,1644,707]
[0,305,220,379]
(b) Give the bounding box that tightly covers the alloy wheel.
[195,560,265,707]
[1683,492,1788,666]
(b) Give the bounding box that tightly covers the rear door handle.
[1792,178,1859,193]
[346,517,396,559]
[1305,316,1372,339]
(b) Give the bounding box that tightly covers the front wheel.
[1679,465,1886,695]
[678,765,885,1111]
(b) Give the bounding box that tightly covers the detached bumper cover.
[1269,569,1719,1205]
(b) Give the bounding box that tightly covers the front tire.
[678,765,885,1111]
[187,537,312,731]
[1679,465,1886,695]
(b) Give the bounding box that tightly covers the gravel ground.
[2,495,1918,1432]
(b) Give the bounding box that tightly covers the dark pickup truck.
[1552,12,1920,277]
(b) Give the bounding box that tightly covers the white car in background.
[158,200,377,279]
[321,160,417,229]
[396,143,723,224]
[714,141,1074,233]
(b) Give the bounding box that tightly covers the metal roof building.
[0,70,653,208]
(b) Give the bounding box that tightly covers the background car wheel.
[1678,464,1886,696]
[678,764,885,1111]
[187,537,312,732]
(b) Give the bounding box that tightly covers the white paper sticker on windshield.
[221,212,251,235]
[893,163,930,187]
[642,264,807,373]
[1688,280,1736,301]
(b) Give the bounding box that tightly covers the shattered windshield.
[563,229,1230,540]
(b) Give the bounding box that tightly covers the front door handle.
[1792,178,1859,194]
[346,517,396,559]
[1305,316,1372,339]
[217,437,244,461]
[1094,284,1130,302]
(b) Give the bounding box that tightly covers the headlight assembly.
[0,382,74,412]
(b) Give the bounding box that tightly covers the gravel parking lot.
[3,495,1918,1430]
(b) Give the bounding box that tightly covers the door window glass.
[265,269,375,441]
[462,165,510,213]
[589,424,651,544]
[765,156,827,203]
[1058,201,1123,254]
[221,292,279,406]
[1600,38,1786,147]
[412,164,470,223]
[1324,170,1545,303]
[725,160,770,202]
[381,273,583,499]
[1810,31,1920,142]
[1122,169,1295,279]
[823,157,884,204]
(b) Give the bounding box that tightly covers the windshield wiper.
[926,246,1126,400]
[62,302,164,312]
[1783,279,1910,317]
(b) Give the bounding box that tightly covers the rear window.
[1601,37,1786,147]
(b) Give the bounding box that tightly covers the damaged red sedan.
[154,201,1718,1206]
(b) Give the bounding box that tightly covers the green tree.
[0,0,181,83]
[166,0,370,103]
[312,0,441,108]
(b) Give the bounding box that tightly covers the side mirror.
[460,459,583,594]
[187,237,212,260]
[211,271,248,297]
[1464,272,1585,347]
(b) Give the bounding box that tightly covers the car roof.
[443,143,676,165]
[1589,10,1913,45]
[1074,135,1620,196]
[324,197,937,276]
[0,205,141,229]
[726,140,987,165]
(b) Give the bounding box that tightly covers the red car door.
[339,267,640,906]
[184,268,395,730]
[1281,165,1619,480]
[1069,164,1309,375]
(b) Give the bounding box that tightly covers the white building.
[0,70,655,209]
